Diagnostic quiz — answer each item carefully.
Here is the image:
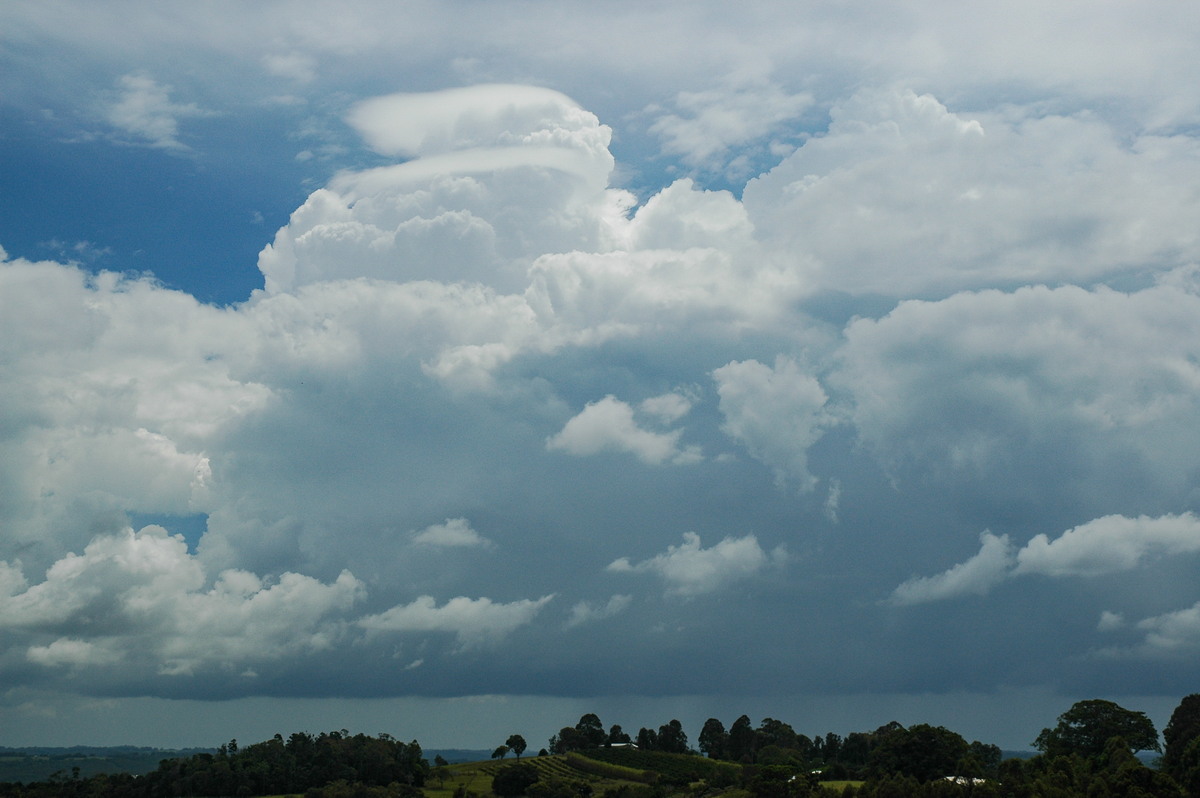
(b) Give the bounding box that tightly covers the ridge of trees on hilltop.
[1,693,1198,797]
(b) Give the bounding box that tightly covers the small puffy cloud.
[608,532,784,597]
[27,638,120,668]
[639,392,694,424]
[547,395,701,466]
[102,73,212,150]
[411,518,490,548]
[357,594,554,650]
[565,594,633,629]
[713,357,833,491]
[1097,611,1126,632]
[1135,602,1200,653]
[1014,513,1200,577]
[889,532,1015,606]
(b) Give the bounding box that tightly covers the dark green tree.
[550,727,586,754]
[656,719,688,754]
[607,724,632,746]
[1165,693,1200,781]
[492,762,540,797]
[493,745,510,760]
[757,718,799,751]
[699,718,729,759]
[1034,699,1161,760]
[507,734,528,760]
[575,714,607,749]
[728,715,757,762]
[1177,736,1200,798]
[866,724,968,783]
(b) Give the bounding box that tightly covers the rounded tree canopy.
[1034,699,1161,759]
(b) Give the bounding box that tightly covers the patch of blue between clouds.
[128,512,209,554]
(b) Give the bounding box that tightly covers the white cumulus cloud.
[0,526,364,676]
[713,357,834,491]
[411,518,491,548]
[892,513,1200,605]
[102,73,212,150]
[547,395,701,465]
[358,594,554,650]
[890,532,1015,605]
[1014,513,1200,577]
[608,532,784,597]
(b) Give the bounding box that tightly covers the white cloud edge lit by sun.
[607,532,786,597]
[411,518,491,548]
[890,513,1200,654]
[357,594,555,651]
[0,526,554,675]
[546,394,702,466]
[891,512,1200,605]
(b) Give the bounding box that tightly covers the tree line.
[0,730,429,798]
[1,693,1198,797]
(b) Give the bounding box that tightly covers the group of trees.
[546,715,689,756]
[693,714,1000,781]
[0,730,428,798]
[521,697,1200,796]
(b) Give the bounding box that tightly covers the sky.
[1,0,1199,753]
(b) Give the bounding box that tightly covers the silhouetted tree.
[1034,699,1160,760]
[507,734,528,760]
[699,718,728,759]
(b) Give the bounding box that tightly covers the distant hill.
[0,747,213,784]
[426,749,493,764]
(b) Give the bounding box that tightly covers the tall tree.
[657,719,689,754]
[756,718,798,751]
[1034,699,1161,759]
[576,713,607,749]
[699,718,729,759]
[607,724,632,746]
[728,715,757,762]
[506,734,527,760]
[1164,693,1200,780]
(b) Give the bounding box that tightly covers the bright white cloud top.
[2,0,1200,751]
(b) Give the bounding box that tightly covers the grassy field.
[424,750,859,798]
